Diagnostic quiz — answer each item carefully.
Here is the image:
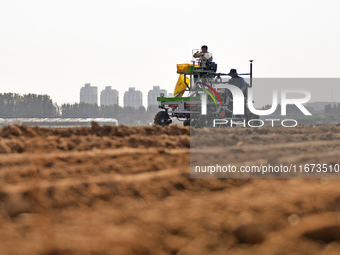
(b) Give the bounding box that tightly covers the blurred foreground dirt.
[1,123,340,254]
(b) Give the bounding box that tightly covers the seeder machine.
[154,50,259,127]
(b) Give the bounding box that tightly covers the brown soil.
[1,123,340,254]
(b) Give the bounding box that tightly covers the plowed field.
[1,123,340,254]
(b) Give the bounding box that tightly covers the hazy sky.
[1,0,339,107]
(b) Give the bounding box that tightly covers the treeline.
[324,103,340,114]
[0,93,159,125]
[0,93,59,117]
[260,104,312,115]
[262,103,340,115]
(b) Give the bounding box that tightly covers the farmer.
[227,69,248,96]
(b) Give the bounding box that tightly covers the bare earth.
[1,123,340,255]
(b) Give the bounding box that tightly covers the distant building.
[80,83,98,105]
[147,86,168,107]
[100,86,119,106]
[124,87,143,108]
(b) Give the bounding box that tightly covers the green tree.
[0,93,58,118]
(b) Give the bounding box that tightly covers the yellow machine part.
[177,64,190,73]
[174,74,190,97]
[177,63,200,73]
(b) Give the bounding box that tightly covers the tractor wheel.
[183,120,190,126]
[197,114,214,128]
[191,119,198,128]
[154,111,172,126]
